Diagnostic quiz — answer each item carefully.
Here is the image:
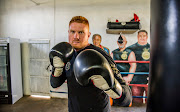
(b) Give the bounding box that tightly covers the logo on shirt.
[121,51,128,60]
[142,48,150,60]
[65,62,71,71]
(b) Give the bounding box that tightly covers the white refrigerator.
[0,37,23,104]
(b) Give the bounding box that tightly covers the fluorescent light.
[31,95,50,99]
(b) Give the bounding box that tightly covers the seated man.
[92,34,110,54]
[111,35,136,106]
[127,30,150,105]
[111,35,136,84]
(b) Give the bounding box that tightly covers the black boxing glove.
[73,49,122,99]
[49,42,74,77]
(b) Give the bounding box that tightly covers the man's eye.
[79,31,84,34]
[71,31,75,33]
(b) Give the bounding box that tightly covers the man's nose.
[140,36,144,39]
[74,32,79,39]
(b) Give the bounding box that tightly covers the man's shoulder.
[86,44,97,49]
[127,42,138,49]
[147,43,150,47]
[125,48,133,53]
[102,45,109,49]
[112,48,119,53]
[99,45,109,54]
[86,44,107,55]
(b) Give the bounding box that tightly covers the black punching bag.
[147,0,180,112]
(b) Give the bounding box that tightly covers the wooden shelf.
[106,29,138,34]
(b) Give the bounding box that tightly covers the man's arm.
[111,64,132,107]
[49,42,74,88]
[74,49,122,99]
[105,52,132,106]
[123,51,136,84]
[50,69,67,88]
[81,46,132,106]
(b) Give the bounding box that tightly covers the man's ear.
[88,32,91,38]
[117,41,119,45]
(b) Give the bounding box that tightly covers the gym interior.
[0,0,180,112]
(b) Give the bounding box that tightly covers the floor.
[0,96,146,112]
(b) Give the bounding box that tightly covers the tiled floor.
[0,96,146,112]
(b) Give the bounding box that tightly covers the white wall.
[0,0,54,45]
[0,0,150,51]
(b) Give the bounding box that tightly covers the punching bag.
[147,0,180,112]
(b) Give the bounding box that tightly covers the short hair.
[92,34,102,41]
[138,30,148,35]
[69,16,89,28]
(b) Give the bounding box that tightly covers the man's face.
[93,36,101,47]
[117,35,127,49]
[138,32,148,45]
[117,41,127,49]
[68,22,90,50]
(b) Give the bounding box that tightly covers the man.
[49,16,132,112]
[111,35,136,84]
[92,34,110,54]
[111,35,136,106]
[127,30,150,104]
